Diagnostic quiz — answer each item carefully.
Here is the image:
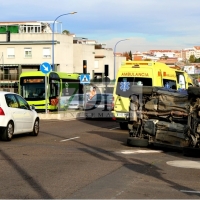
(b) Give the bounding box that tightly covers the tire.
[2,121,14,141]
[188,87,200,97]
[120,122,128,130]
[30,118,39,136]
[127,137,149,147]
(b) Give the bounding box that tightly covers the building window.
[43,48,51,58]
[7,48,15,58]
[24,48,32,58]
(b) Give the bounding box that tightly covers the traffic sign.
[80,74,90,84]
[40,62,51,74]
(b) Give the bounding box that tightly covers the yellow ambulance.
[112,61,194,129]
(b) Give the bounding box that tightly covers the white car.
[0,91,39,141]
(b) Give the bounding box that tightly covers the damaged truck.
[127,86,200,155]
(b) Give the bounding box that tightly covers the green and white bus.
[19,71,83,111]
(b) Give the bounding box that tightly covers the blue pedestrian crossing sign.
[80,74,90,84]
[40,62,51,74]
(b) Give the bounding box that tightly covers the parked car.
[85,93,114,119]
[0,91,39,141]
[68,94,88,110]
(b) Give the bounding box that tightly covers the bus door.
[49,79,60,107]
[50,79,60,97]
[175,72,186,89]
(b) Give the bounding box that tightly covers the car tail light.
[0,107,5,115]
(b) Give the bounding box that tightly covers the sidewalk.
[38,110,85,120]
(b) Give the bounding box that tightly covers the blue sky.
[1,0,200,53]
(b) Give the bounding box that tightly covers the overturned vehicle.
[127,86,200,154]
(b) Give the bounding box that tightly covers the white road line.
[180,190,200,194]
[167,160,200,169]
[109,127,120,130]
[119,150,163,154]
[60,136,80,142]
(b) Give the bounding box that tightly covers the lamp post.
[52,12,77,71]
[113,39,129,80]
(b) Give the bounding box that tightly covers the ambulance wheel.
[127,137,149,147]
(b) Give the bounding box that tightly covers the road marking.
[119,150,162,154]
[180,190,200,194]
[109,127,120,130]
[166,160,200,169]
[60,136,80,142]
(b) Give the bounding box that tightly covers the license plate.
[96,105,104,108]
[116,112,128,117]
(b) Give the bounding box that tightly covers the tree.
[195,57,200,63]
[189,55,196,63]
[122,52,131,61]
[62,30,70,35]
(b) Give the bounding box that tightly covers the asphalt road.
[0,118,200,199]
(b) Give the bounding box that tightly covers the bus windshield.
[20,77,45,100]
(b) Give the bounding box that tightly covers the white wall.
[0,33,126,80]
[94,48,126,80]
[73,44,95,75]
[0,33,74,73]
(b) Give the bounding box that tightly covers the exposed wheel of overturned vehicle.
[127,137,149,147]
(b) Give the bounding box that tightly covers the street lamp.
[113,39,129,80]
[52,12,77,71]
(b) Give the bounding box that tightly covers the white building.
[0,21,126,90]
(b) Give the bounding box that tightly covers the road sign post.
[80,74,90,84]
[80,74,90,110]
[40,62,51,114]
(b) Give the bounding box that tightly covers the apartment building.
[194,46,200,58]
[148,50,180,58]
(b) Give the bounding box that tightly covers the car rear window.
[5,94,19,108]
